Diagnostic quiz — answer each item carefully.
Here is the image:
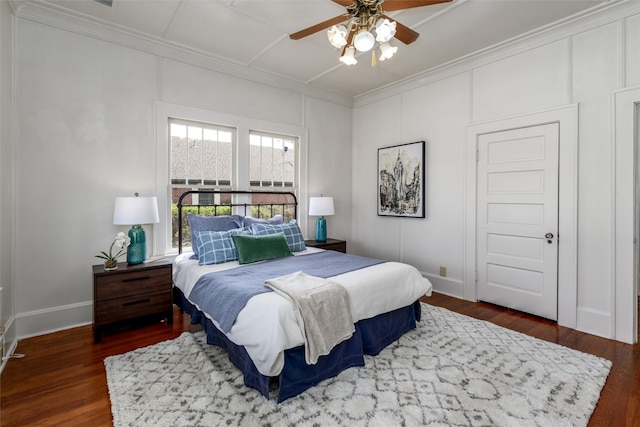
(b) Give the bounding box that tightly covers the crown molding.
[12,1,354,108]
[354,0,640,107]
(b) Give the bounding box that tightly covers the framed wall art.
[377,140,425,218]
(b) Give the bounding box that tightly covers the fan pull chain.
[372,50,377,67]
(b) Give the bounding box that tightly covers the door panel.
[487,234,544,265]
[487,264,544,294]
[477,123,559,320]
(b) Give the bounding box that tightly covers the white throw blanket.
[265,271,355,365]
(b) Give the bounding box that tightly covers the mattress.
[172,247,432,376]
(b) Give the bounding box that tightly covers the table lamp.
[113,194,160,265]
[309,196,335,242]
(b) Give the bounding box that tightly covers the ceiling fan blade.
[383,0,453,12]
[331,0,352,6]
[383,16,420,44]
[290,15,348,40]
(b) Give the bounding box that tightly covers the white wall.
[305,97,353,242]
[0,0,16,363]
[5,1,638,343]
[353,1,640,340]
[9,11,352,338]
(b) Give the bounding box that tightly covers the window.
[249,131,297,189]
[170,119,234,189]
[169,119,235,248]
[167,118,300,250]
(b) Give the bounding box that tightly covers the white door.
[476,123,559,320]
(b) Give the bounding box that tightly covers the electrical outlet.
[439,266,447,277]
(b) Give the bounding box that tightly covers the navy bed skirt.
[173,287,422,402]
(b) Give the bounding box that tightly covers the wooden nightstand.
[92,258,173,343]
[304,238,347,253]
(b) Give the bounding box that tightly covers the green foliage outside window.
[171,203,296,249]
[171,204,232,248]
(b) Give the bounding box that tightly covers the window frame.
[155,102,308,255]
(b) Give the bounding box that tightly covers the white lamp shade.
[353,30,375,52]
[113,196,160,225]
[327,25,348,48]
[339,46,358,65]
[375,18,396,43]
[309,197,335,216]
[379,42,398,61]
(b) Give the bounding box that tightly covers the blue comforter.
[189,251,384,333]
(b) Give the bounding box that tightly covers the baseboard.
[15,301,93,340]
[576,306,612,340]
[423,273,464,299]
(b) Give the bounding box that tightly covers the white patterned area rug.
[104,303,611,427]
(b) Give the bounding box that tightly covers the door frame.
[465,105,578,330]
[613,86,640,344]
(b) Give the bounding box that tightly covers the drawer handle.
[123,298,151,307]
[122,276,151,283]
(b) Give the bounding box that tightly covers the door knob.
[545,232,554,244]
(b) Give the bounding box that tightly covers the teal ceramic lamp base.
[127,224,146,265]
[315,216,327,242]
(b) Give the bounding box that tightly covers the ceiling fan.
[290,0,453,66]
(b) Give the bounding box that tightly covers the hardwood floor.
[1,311,203,426]
[1,293,638,426]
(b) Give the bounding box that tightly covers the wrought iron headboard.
[176,190,298,254]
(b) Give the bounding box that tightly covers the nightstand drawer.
[95,267,170,301]
[304,238,347,253]
[95,291,172,324]
[319,241,346,253]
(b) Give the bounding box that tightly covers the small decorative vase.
[104,259,118,271]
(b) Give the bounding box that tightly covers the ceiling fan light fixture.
[339,45,358,65]
[375,18,396,43]
[353,29,375,52]
[327,25,348,48]
[291,0,449,67]
[379,42,398,61]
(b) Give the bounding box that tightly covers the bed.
[172,190,432,402]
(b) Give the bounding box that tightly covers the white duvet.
[172,247,432,376]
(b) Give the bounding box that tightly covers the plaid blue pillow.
[227,227,252,237]
[187,214,243,259]
[194,230,238,266]
[251,220,307,252]
[242,215,284,227]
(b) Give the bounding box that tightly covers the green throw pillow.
[231,232,292,264]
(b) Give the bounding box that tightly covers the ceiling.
[14,0,614,98]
